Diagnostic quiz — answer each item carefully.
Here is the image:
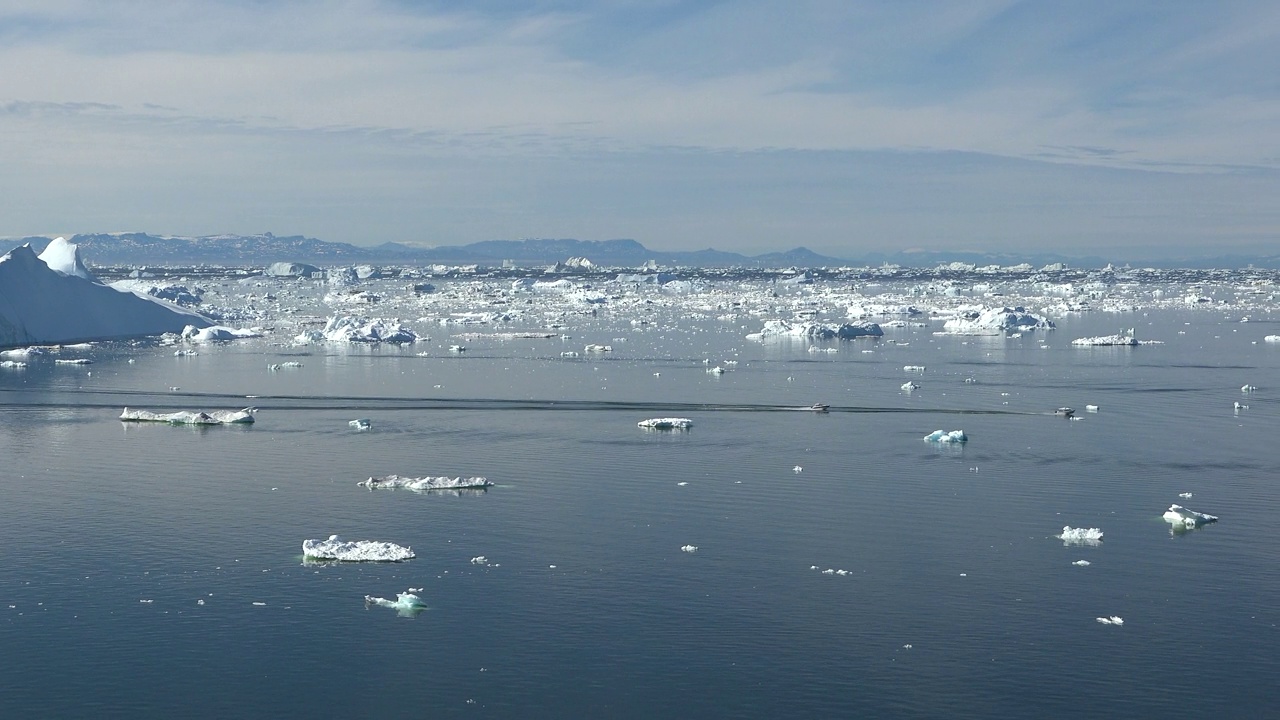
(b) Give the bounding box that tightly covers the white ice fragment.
[0,360,27,368]
[349,418,372,430]
[54,358,93,364]
[681,545,697,553]
[181,324,261,342]
[1265,335,1280,343]
[638,417,693,430]
[901,381,920,392]
[746,319,882,341]
[903,365,926,373]
[923,430,967,443]
[1178,492,1193,498]
[1096,616,1124,625]
[1072,332,1139,346]
[584,344,612,353]
[302,535,415,562]
[365,590,427,616]
[1085,405,1099,412]
[359,475,493,492]
[1058,526,1103,545]
[268,361,303,370]
[676,481,688,486]
[941,307,1054,334]
[120,407,256,425]
[1162,504,1218,529]
[793,465,803,473]
[1072,560,1091,567]
[470,556,488,565]
[1241,384,1257,393]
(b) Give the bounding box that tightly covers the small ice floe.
[0,360,27,368]
[268,361,303,371]
[302,535,415,562]
[793,465,803,473]
[584,344,612,353]
[812,566,851,576]
[365,590,427,617]
[706,365,727,375]
[1058,526,1103,546]
[359,475,493,492]
[470,556,489,565]
[1085,405,1099,413]
[1234,401,1248,411]
[1072,560,1091,567]
[1241,384,1257,393]
[182,324,262,342]
[1265,335,1280,343]
[638,417,693,430]
[349,418,372,430]
[560,351,580,358]
[174,349,198,357]
[55,358,93,364]
[901,381,920,392]
[1178,492,1193,498]
[1096,616,1124,626]
[1163,504,1218,529]
[903,365,926,373]
[120,407,256,425]
[1072,330,1139,346]
[681,545,697,553]
[449,345,466,353]
[964,377,977,384]
[923,430,967,443]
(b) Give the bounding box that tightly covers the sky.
[1,0,1278,259]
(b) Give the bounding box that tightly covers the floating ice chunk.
[584,344,612,353]
[1265,335,1280,343]
[923,430,967,443]
[300,316,418,344]
[903,365,926,373]
[0,360,26,368]
[55,358,93,364]
[349,419,372,430]
[1241,384,1257,393]
[181,324,261,342]
[365,590,428,617]
[560,351,580,358]
[638,417,693,430]
[706,365,727,374]
[901,381,920,391]
[1162,504,1218,529]
[793,465,803,473]
[942,307,1054,334]
[359,475,493,491]
[1072,332,1139,346]
[1234,401,1248,410]
[746,319,882,342]
[302,535,415,562]
[120,407,256,425]
[1072,560,1091,567]
[1058,526,1103,546]
[1085,404,1099,412]
[470,556,488,565]
[1096,616,1124,625]
[681,545,697,553]
[1178,492,1193,498]
[268,361,303,371]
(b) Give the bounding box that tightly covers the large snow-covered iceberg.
[0,243,211,347]
[120,407,256,425]
[746,320,883,341]
[942,306,1054,335]
[358,475,493,491]
[1163,504,1218,529]
[302,535,415,562]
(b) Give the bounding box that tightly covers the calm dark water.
[2,309,1278,718]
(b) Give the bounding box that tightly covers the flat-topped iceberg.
[302,535,415,562]
[746,319,882,341]
[120,407,256,425]
[638,417,693,429]
[358,475,493,491]
[1058,526,1103,546]
[365,590,427,616]
[942,306,1054,335]
[1163,504,1218,529]
[924,429,967,443]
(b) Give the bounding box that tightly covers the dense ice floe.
[120,407,256,425]
[1058,526,1104,546]
[638,417,694,429]
[302,535,415,562]
[358,475,493,491]
[1163,504,1218,529]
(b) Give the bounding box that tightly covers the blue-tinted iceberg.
[924,430,967,443]
[365,590,427,616]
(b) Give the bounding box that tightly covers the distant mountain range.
[3,232,1278,269]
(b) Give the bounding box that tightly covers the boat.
[1055,407,1075,418]
[808,403,830,413]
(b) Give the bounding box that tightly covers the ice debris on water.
[349,418,372,430]
[268,361,303,371]
[1178,492,1193,498]
[1096,616,1124,625]
[181,324,261,342]
[302,535,415,562]
[745,319,882,341]
[1058,526,1103,546]
[681,545,697,553]
[359,475,493,491]
[638,417,693,430]
[1241,384,1257,393]
[120,407,256,425]
[365,590,427,617]
[903,365,926,373]
[470,556,489,565]
[1163,504,1218,529]
[295,316,418,344]
[924,430,967,443]
[901,381,920,392]
[1072,560,1091,566]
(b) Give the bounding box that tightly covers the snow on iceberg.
[365,590,427,616]
[942,307,1054,335]
[296,316,418,344]
[302,535,415,562]
[924,430,967,443]
[1162,504,1218,529]
[0,243,211,347]
[638,417,693,430]
[746,319,882,341]
[37,237,96,280]
[358,475,493,492]
[120,407,256,425]
[1058,526,1103,546]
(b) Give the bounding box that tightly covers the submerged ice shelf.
[302,535,415,562]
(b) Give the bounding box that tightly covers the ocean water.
[2,299,1278,718]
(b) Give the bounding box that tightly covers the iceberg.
[181,324,262,342]
[302,535,415,562]
[746,319,883,341]
[365,590,427,616]
[923,429,967,443]
[1096,616,1124,626]
[120,407,256,425]
[0,243,211,347]
[1162,504,1218,529]
[1058,526,1103,546]
[1265,335,1280,343]
[638,417,694,430]
[349,418,372,430]
[942,306,1054,335]
[358,475,493,491]
[1071,329,1140,346]
[296,316,419,344]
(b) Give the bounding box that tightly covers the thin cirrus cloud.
[0,0,1277,257]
